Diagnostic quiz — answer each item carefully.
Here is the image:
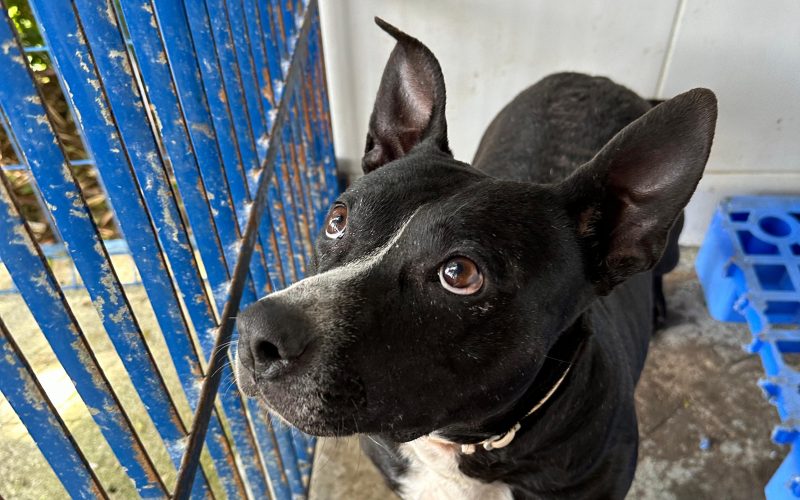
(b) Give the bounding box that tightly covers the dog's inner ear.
[362,18,451,174]
[563,88,718,293]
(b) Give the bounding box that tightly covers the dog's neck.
[430,317,591,452]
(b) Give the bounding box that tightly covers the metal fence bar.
[1,0,337,495]
[274,143,307,278]
[280,115,314,261]
[1,6,207,494]
[222,0,313,493]
[311,15,339,207]
[233,0,272,155]
[0,155,165,496]
[225,0,289,293]
[268,0,289,79]
[289,92,322,233]
[0,318,106,499]
[148,0,260,299]
[259,0,287,114]
[173,2,318,496]
[31,2,248,497]
[115,0,288,496]
[166,2,314,497]
[297,47,328,230]
[182,0,274,299]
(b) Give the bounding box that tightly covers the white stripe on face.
[263,208,423,302]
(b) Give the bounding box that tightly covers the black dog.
[236,18,716,499]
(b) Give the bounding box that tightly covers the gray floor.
[309,249,784,499]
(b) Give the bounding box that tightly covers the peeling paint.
[94,295,106,320]
[109,307,127,324]
[213,280,231,303]
[99,271,120,305]
[105,2,118,25]
[157,182,179,243]
[108,49,133,77]
[30,270,50,292]
[75,49,90,73]
[166,436,189,460]
[19,367,46,411]
[68,206,90,219]
[148,103,163,132]
[140,2,158,29]
[73,29,88,47]
[10,224,37,253]
[1,39,14,55]
[190,122,214,139]
[96,97,114,126]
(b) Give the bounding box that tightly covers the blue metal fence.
[0,0,336,497]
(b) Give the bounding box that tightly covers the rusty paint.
[261,68,274,105]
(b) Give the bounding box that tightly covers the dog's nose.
[237,298,312,378]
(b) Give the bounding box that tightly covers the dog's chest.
[397,438,513,500]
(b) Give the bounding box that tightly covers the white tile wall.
[319,0,800,244]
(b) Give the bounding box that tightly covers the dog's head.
[235,19,716,441]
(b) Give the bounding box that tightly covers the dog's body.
[236,19,716,500]
[362,75,654,499]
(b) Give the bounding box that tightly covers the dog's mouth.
[235,353,372,437]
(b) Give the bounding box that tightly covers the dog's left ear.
[561,88,717,293]
[362,18,451,174]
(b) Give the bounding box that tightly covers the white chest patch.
[398,437,513,500]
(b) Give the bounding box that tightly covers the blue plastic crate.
[696,195,800,499]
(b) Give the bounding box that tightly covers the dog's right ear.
[362,18,451,174]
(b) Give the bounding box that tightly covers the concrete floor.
[308,249,784,499]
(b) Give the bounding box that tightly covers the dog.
[235,17,717,499]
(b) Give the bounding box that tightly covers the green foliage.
[6,0,43,46]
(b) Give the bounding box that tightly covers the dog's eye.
[325,204,348,239]
[439,257,483,295]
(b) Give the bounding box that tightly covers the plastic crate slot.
[775,341,800,356]
[730,211,750,222]
[792,244,800,256]
[772,324,800,333]
[765,301,800,325]
[759,216,793,238]
[755,264,796,291]
[738,230,780,255]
